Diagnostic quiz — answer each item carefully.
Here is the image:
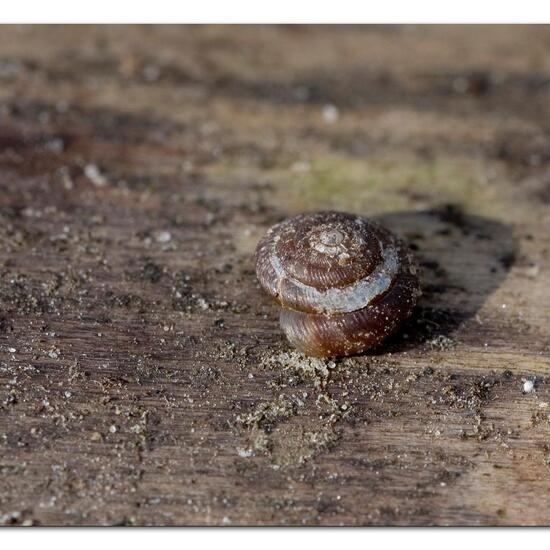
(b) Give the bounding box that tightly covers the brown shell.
[255,211,421,357]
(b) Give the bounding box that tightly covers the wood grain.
[0,25,549,525]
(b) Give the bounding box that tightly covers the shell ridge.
[269,240,399,314]
[255,211,420,357]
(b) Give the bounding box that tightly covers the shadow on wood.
[374,205,517,353]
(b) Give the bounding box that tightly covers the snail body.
[255,211,420,357]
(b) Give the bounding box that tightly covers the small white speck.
[322,104,339,124]
[523,380,535,394]
[64,391,72,398]
[196,297,209,311]
[155,231,172,243]
[237,448,254,458]
[222,516,231,525]
[109,425,117,433]
[8,347,16,353]
[84,164,108,187]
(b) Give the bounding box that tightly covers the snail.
[255,211,421,357]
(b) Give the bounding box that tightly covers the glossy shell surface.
[255,211,421,357]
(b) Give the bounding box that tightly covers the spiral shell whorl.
[255,211,420,357]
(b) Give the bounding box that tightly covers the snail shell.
[255,211,421,357]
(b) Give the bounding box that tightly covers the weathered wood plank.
[0,25,549,525]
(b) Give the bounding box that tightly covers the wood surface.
[0,25,550,526]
